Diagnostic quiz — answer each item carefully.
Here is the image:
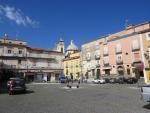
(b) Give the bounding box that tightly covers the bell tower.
[56,38,65,53]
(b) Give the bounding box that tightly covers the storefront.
[103,66,111,76]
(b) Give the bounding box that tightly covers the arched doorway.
[117,66,124,75]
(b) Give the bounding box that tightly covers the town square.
[0,0,150,113]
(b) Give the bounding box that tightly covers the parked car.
[7,77,26,95]
[109,78,116,84]
[99,79,106,84]
[116,77,125,84]
[104,78,110,83]
[92,79,100,84]
[92,79,106,84]
[125,77,138,84]
[59,76,66,83]
[141,85,150,103]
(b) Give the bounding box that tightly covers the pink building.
[100,33,142,78]
[81,22,150,83]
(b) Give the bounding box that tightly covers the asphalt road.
[0,83,150,113]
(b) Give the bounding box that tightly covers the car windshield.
[61,77,65,79]
[9,78,25,85]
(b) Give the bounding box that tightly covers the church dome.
[66,40,78,51]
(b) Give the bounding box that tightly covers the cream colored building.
[81,38,101,80]
[0,35,64,82]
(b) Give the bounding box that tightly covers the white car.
[99,79,106,84]
[92,79,99,84]
[92,79,106,84]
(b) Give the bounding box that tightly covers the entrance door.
[105,69,110,75]
[47,73,51,81]
[118,70,124,75]
[127,68,130,75]
[96,69,100,79]
[92,69,95,77]
[140,71,144,77]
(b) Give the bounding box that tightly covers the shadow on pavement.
[143,104,150,110]
[14,90,35,95]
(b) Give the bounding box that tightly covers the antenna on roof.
[125,19,129,28]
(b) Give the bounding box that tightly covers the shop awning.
[136,65,144,71]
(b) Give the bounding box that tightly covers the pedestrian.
[71,74,73,83]
[76,76,80,88]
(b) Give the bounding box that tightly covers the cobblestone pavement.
[0,83,150,113]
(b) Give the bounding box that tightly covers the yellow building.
[63,40,81,80]
[140,24,150,84]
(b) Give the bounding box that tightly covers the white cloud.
[0,5,39,27]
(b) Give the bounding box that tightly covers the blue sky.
[0,0,150,50]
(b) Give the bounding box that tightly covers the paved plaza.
[0,83,150,113]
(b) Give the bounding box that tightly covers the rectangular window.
[103,47,108,55]
[8,50,11,54]
[19,50,22,54]
[18,59,21,64]
[104,56,109,64]
[132,39,140,50]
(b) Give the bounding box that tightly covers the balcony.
[104,63,110,67]
[95,54,100,60]
[28,54,55,59]
[103,52,108,56]
[116,60,123,65]
[132,47,140,51]
[115,49,122,54]
[96,63,100,67]
[86,56,91,61]
[1,53,26,58]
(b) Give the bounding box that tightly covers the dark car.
[116,77,125,84]
[125,77,138,84]
[7,77,26,95]
[104,78,110,83]
[109,78,116,84]
[59,76,66,83]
